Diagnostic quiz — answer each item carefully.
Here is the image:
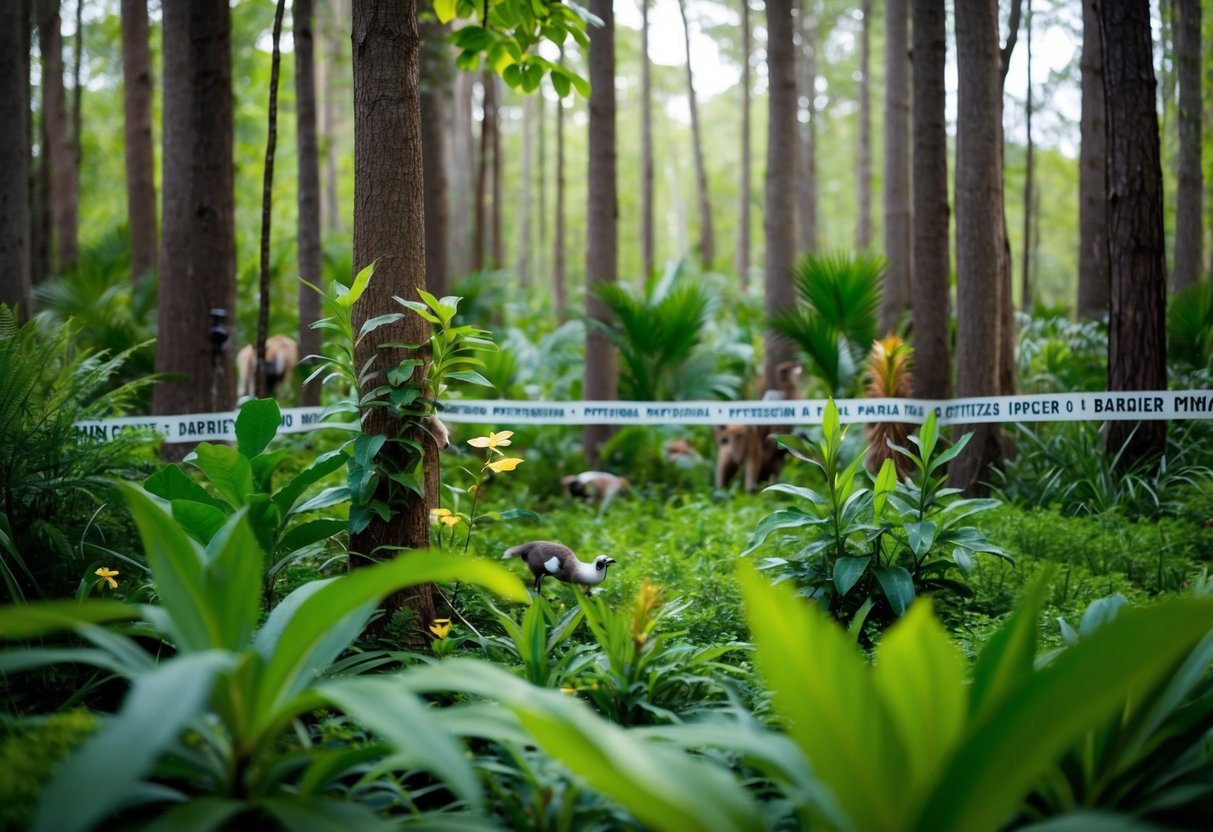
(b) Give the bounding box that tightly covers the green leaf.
[433,0,457,23]
[823,399,840,439]
[833,556,870,598]
[135,797,246,832]
[188,443,255,509]
[340,262,375,309]
[550,69,571,97]
[358,312,406,342]
[203,510,264,650]
[235,398,281,458]
[968,573,1052,725]
[445,369,494,387]
[0,599,138,640]
[873,566,915,617]
[144,465,224,509]
[742,509,819,554]
[872,458,897,516]
[257,797,398,832]
[171,499,230,545]
[905,521,938,558]
[274,448,348,515]
[452,25,493,51]
[278,518,346,555]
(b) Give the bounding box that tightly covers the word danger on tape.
[72,390,1213,445]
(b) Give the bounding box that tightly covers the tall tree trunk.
[736,0,751,287]
[856,0,872,251]
[319,0,346,234]
[881,0,912,332]
[154,0,236,430]
[350,0,437,630]
[449,70,474,279]
[121,0,157,284]
[536,88,547,285]
[296,0,323,405]
[516,95,532,287]
[0,0,32,316]
[950,0,1005,494]
[678,0,714,271]
[996,0,1024,401]
[796,0,818,254]
[1099,0,1168,465]
[1077,0,1109,317]
[911,0,951,399]
[490,73,503,270]
[255,0,287,400]
[473,74,491,273]
[420,14,451,297]
[37,0,78,272]
[765,0,797,390]
[1172,0,1203,290]
[554,86,567,323]
[1021,0,1034,311]
[72,0,82,171]
[584,0,618,463]
[642,0,655,280]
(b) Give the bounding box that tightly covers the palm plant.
[1168,281,1213,378]
[769,251,884,396]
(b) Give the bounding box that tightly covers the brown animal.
[714,361,804,492]
[561,471,629,516]
[236,334,300,402]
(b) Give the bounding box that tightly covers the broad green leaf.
[872,458,897,516]
[0,646,132,676]
[928,431,972,474]
[358,312,406,342]
[235,398,281,458]
[251,448,290,491]
[968,573,1052,724]
[188,444,255,509]
[873,566,915,616]
[340,262,375,309]
[833,556,870,598]
[905,521,938,558]
[445,369,494,387]
[822,399,841,442]
[742,509,819,554]
[203,510,264,650]
[33,650,234,832]
[274,448,348,515]
[278,518,346,555]
[433,0,457,23]
[144,465,223,510]
[258,797,399,832]
[550,68,571,97]
[0,599,138,639]
[136,797,246,832]
[452,25,493,52]
[171,499,229,545]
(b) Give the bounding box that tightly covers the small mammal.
[502,540,617,595]
[236,334,300,403]
[714,361,804,492]
[561,471,629,515]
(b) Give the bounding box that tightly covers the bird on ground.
[502,540,617,595]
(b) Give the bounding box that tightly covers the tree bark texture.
[1098,0,1168,463]
[154,0,236,428]
[856,0,872,251]
[678,0,714,271]
[536,85,546,284]
[764,0,797,390]
[1077,0,1109,318]
[736,0,751,287]
[516,95,533,287]
[910,0,951,399]
[642,0,655,280]
[1021,0,1034,311]
[490,74,503,271]
[1172,0,1202,290]
[449,70,474,279]
[584,0,618,463]
[351,0,437,630]
[472,73,492,273]
[997,0,1023,401]
[121,0,157,284]
[255,0,287,400]
[296,0,323,406]
[319,0,347,233]
[419,14,451,297]
[554,90,567,323]
[796,0,818,255]
[881,0,913,333]
[0,0,32,316]
[37,0,78,272]
[950,0,1005,494]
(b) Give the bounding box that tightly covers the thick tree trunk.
[121,0,157,284]
[255,0,287,400]
[881,0,912,333]
[765,0,797,390]
[796,0,818,254]
[678,0,714,271]
[911,0,951,399]
[1021,0,1034,311]
[736,0,751,288]
[1077,0,1109,317]
[1099,0,1168,464]
[419,14,451,297]
[449,70,474,279]
[584,0,618,463]
[642,0,655,280]
[554,88,567,323]
[37,0,78,272]
[0,0,32,316]
[296,0,323,405]
[350,0,437,630]
[950,0,1005,494]
[856,0,872,251]
[154,0,236,435]
[1172,0,1202,290]
[516,95,532,287]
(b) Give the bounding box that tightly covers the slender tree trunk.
[420,14,451,296]
[0,0,32,316]
[856,0,872,251]
[584,0,618,463]
[254,0,286,400]
[736,0,751,287]
[296,0,323,405]
[1172,0,1203,290]
[950,0,1005,494]
[911,0,951,399]
[765,0,797,390]
[350,0,437,630]
[449,70,474,279]
[490,73,503,271]
[1077,0,1109,317]
[473,74,491,272]
[320,0,345,234]
[678,0,714,271]
[796,0,818,254]
[1099,0,1168,465]
[554,87,567,323]
[71,0,82,188]
[37,0,78,272]
[154,0,236,429]
[996,0,1024,401]
[881,0,913,332]
[642,0,656,280]
[536,89,547,285]
[1021,0,1034,311]
[121,0,157,284]
[516,95,532,287]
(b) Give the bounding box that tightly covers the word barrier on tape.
[72,390,1213,445]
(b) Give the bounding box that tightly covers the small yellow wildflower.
[440,514,461,527]
[430,507,453,521]
[467,430,514,450]
[94,567,119,590]
[486,457,524,473]
[429,618,452,639]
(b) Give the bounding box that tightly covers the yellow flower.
[468,430,514,450]
[486,457,524,473]
[440,514,461,527]
[430,507,452,521]
[429,618,452,639]
[94,567,119,590]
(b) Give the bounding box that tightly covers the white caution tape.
[71,390,1213,444]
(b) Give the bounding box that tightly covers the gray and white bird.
[502,540,617,595]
